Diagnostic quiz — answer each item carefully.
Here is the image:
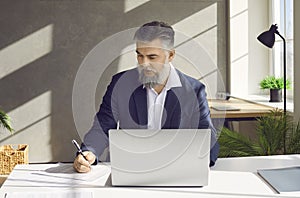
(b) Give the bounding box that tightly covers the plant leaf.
[0,109,13,132]
[218,127,261,157]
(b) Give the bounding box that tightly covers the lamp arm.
[275,31,287,115]
[275,31,287,153]
[275,31,286,42]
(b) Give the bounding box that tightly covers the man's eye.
[149,56,156,60]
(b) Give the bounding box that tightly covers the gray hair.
[134,21,175,50]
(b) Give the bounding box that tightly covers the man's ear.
[168,49,175,62]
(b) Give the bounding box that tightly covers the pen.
[72,139,88,162]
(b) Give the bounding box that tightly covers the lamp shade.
[257,24,278,48]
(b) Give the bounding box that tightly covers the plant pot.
[269,89,282,102]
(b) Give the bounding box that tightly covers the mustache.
[138,65,158,73]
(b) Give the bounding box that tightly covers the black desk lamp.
[257,24,287,114]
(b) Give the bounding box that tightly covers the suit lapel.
[131,85,148,128]
[162,89,181,129]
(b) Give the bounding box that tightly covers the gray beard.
[138,64,171,88]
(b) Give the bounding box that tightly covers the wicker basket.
[0,144,28,175]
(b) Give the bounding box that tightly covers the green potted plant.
[0,109,13,133]
[259,76,291,102]
[218,109,300,157]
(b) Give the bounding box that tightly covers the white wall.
[230,0,269,96]
[294,0,300,120]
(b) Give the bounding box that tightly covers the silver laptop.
[108,129,211,187]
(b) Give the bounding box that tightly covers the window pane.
[286,0,293,39]
[273,41,283,77]
[286,40,294,84]
[271,0,293,98]
[279,0,285,34]
[272,0,281,27]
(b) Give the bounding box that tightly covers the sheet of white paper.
[37,163,109,181]
[4,163,110,187]
[5,191,93,198]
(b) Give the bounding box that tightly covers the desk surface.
[1,155,300,198]
[209,97,275,119]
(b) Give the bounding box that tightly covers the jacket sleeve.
[193,83,219,167]
[81,74,120,163]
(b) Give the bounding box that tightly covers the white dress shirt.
[146,63,182,129]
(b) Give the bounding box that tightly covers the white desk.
[1,155,300,198]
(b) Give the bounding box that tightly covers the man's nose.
[140,58,151,66]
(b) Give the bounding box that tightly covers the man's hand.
[73,151,96,173]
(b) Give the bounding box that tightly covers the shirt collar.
[165,63,182,90]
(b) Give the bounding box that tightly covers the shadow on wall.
[0,0,226,162]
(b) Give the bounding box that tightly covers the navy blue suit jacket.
[83,68,219,166]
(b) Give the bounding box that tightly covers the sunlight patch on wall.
[7,91,52,132]
[171,3,218,96]
[1,91,53,162]
[124,0,150,13]
[230,7,248,62]
[172,3,218,77]
[230,0,248,17]
[173,3,217,39]
[193,26,217,65]
[230,0,249,96]
[117,45,136,71]
[0,24,53,79]
[1,116,52,162]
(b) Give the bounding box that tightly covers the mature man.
[73,21,219,173]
